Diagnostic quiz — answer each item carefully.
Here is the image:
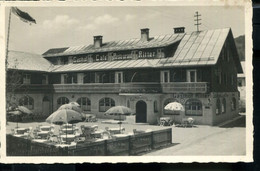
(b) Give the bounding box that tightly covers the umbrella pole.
[16,115,18,128]
[66,125,68,144]
[119,115,121,134]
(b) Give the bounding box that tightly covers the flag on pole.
[11,7,36,24]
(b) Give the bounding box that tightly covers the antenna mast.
[194,11,201,32]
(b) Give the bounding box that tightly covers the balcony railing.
[53,83,121,93]
[161,82,208,93]
[8,82,209,94]
[10,84,53,93]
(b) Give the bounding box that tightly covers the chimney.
[141,28,149,41]
[93,35,103,48]
[174,27,185,34]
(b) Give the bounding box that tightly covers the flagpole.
[6,8,12,70]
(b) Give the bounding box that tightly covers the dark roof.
[7,50,53,72]
[42,33,184,57]
[52,28,243,73]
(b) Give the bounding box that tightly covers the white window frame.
[42,74,48,85]
[23,74,31,84]
[187,69,197,82]
[160,70,170,83]
[115,72,123,83]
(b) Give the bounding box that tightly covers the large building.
[6,27,243,125]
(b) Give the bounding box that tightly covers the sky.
[6,6,245,55]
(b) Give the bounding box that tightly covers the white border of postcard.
[0,0,253,164]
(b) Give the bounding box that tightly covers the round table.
[40,126,52,132]
[37,131,49,139]
[15,128,27,135]
[61,134,76,143]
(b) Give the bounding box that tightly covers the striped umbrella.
[105,106,135,133]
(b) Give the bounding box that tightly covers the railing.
[161,82,208,93]
[120,82,161,93]
[9,82,209,94]
[7,128,172,156]
[53,83,121,93]
[12,84,53,93]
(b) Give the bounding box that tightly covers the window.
[115,72,123,83]
[160,70,170,83]
[222,98,226,114]
[99,98,115,112]
[127,100,130,108]
[42,74,48,84]
[187,70,197,82]
[216,98,221,115]
[61,74,68,84]
[19,96,34,109]
[23,74,31,84]
[231,98,236,111]
[185,99,202,116]
[154,101,158,113]
[57,97,69,108]
[77,97,91,111]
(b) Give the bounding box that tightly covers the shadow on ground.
[219,115,246,128]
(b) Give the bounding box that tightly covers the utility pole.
[194,11,201,32]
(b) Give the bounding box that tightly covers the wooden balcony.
[161,82,209,93]
[53,83,121,93]
[120,82,161,93]
[9,82,209,94]
[11,84,53,93]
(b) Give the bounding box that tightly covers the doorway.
[42,96,50,115]
[136,100,147,123]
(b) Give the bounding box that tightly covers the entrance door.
[42,96,50,115]
[136,100,147,123]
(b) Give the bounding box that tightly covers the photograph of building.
[7,27,243,125]
[5,4,249,158]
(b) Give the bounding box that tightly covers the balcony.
[9,82,209,94]
[120,82,161,93]
[10,84,53,93]
[53,83,121,93]
[161,82,209,93]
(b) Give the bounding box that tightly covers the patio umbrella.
[7,106,33,128]
[46,109,83,144]
[7,110,22,128]
[58,103,82,114]
[105,106,135,133]
[17,106,33,114]
[164,102,184,111]
[69,102,80,107]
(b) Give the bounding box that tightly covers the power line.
[194,11,201,32]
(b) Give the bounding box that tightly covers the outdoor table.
[112,134,129,138]
[13,134,27,138]
[15,128,27,135]
[32,139,48,143]
[55,142,77,149]
[160,117,172,126]
[37,131,49,139]
[61,128,74,134]
[62,124,73,129]
[108,128,125,134]
[40,126,52,132]
[61,134,76,143]
[91,130,104,139]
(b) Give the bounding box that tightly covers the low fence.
[7,128,172,156]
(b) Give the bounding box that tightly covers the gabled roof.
[51,28,243,73]
[42,33,184,57]
[7,50,53,72]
